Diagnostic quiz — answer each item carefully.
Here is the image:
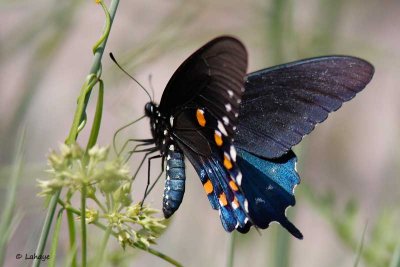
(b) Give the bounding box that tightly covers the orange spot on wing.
[203,179,213,195]
[224,154,233,170]
[229,180,239,191]
[219,193,228,206]
[214,131,223,146]
[196,109,206,127]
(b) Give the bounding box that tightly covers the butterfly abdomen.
[163,149,186,218]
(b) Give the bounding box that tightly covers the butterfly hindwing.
[235,56,374,158]
[236,148,303,239]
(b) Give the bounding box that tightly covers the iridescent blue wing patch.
[236,148,303,239]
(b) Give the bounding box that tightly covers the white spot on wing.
[170,116,174,126]
[225,103,232,112]
[222,116,229,125]
[244,200,249,212]
[230,146,237,161]
[169,144,175,151]
[218,121,228,136]
[227,90,234,97]
[232,201,239,210]
[236,172,242,185]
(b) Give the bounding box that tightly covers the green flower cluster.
[38,143,166,249]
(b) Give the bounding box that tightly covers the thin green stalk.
[0,126,25,266]
[66,209,77,267]
[33,189,61,267]
[269,0,289,64]
[141,246,183,267]
[81,186,87,267]
[93,226,112,267]
[353,222,368,267]
[389,243,400,267]
[34,1,120,265]
[226,232,236,267]
[48,209,64,267]
[86,80,104,151]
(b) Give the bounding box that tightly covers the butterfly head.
[144,102,158,117]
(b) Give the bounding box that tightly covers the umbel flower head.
[38,143,166,248]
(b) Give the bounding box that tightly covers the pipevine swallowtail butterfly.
[130,36,374,238]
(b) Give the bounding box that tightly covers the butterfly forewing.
[159,36,247,131]
[235,56,374,158]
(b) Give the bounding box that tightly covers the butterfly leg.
[140,154,163,207]
[131,148,158,181]
[142,158,165,204]
[124,143,155,164]
[117,138,154,156]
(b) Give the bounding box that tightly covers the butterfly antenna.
[109,52,152,101]
[148,74,155,101]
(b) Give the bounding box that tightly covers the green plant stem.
[34,1,120,265]
[94,226,112,267]
[389,243,400,267]
[226,232,236,267]
[48,209,64,267]
[269,0,288,64]
[66,209,77,267]
[81,186,87,267]
[33,189,61,267]
[0,126,25,266]
[272,227,291,267]
[138,245,183,267]
[354,222,368,267]
[86,80,104,151]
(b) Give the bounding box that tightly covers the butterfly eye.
[144,102,154,116]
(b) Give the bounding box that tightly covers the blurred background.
[1,0,399,266]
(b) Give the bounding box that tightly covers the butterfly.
[139,36,374,239]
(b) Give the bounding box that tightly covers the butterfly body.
[144,102,173,156]
[137,36,374,238]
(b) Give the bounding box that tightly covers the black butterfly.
[138,36,374,239]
